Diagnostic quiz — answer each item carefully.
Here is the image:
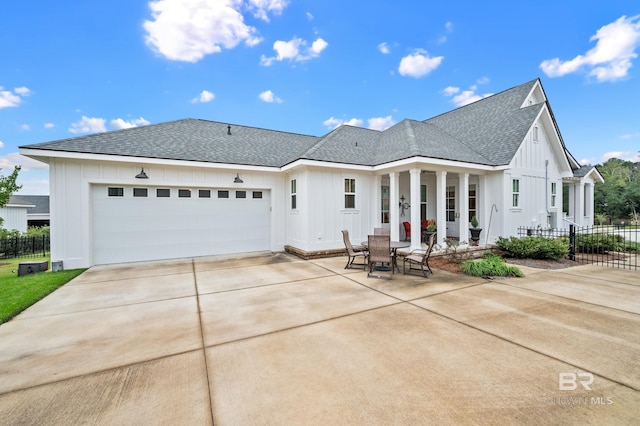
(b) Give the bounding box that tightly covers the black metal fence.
[0,235,50,260]
[518,225,639,270]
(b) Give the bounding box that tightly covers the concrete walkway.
[0,253,638,424]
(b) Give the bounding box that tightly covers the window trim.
[344,178,356,209]
[446,185,455,222]
[512,179,520,208]
[290,179,297,210]
[551,182,557,207]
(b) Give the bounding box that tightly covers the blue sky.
[2,0,639,195]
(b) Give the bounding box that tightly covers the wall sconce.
[135,168,148,179]
[399,194,410,216]
[233,173,243,183]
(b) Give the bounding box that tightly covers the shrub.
[574,233,624,254]
[462,254,523,277]
[496,236,568,260]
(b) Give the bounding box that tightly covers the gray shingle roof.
[21,79,547,168]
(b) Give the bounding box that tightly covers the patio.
[0,253,638,424]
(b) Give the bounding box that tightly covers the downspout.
[545,159,550,227]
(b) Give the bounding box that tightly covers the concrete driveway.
[0,253,638,424]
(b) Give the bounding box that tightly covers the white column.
[576,182,585,226]
[389,172,400,241]
[459,172,469,243]
[410,168,422,250]
[372,174,382,229]
[436,171,447,247]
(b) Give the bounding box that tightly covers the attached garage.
[91,184,271,265]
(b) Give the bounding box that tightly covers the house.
[0,195,50,232]
[19,78,603,268]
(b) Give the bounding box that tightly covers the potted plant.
[422,219,437,242]
[469,216,482,246]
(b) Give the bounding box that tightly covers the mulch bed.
[428,255,578,274]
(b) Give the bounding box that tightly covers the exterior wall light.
[135,168,148,179]
[234,173,243,183]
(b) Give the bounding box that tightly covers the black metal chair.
[341,230,368,269]
[403,232,436,277]
[367,234,393,280]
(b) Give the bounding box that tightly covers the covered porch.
[373,165,500,252]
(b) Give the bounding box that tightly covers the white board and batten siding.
[92,184,271,265]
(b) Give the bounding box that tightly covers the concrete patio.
[0,253,638,424]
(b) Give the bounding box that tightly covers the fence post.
[568,225,575,261]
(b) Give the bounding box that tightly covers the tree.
[0,166,22,227]
[594,159,640,222]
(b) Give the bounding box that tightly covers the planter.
[422,230,437,243]
[469,228,482,246]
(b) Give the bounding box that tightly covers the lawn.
[0,257,86,324]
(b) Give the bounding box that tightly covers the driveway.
[0,253,638,424]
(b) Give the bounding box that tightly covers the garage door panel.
[92,186,271,264]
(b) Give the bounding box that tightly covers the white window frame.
[468,183,477,222]
[446,185,455,222]
[291,179,297,210]
[381,185,389,223]
[344,178,356,209]
[551,182,557,207]
[512,179,520,208]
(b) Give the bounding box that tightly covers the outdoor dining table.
[361,240,410,272]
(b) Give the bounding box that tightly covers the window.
[133,188,147,197]
[178,189,191,198]
[420,185,427,221]
[551,182,557,207]
[108,187,124,197]
[344,178,356,209]
[512,179,520,208]
[381,185,389,224]
[252,191,263,199]
[446,186,455,222]
[236,191,246,199]
[291,179,297,209]
[199,189,211,198]
[218,190,229,199]
[468,184,477,222]
[157,188,170,198]
[533,126,539,142]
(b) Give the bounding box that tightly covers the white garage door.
[92,185,271,265]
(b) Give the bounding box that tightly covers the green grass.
[0,257,86,324]
[462,254,524,278]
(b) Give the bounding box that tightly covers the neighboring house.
[0,195,50,233]
[19,78,603,268]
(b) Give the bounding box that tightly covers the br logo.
[559,372,594,391]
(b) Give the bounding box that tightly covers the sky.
[1,0,639,195]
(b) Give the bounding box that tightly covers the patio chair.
[402,221,411,241]
[403,232,436,277]
[367,234,393,280]
[374,227,390,235]
[341,230,368,269]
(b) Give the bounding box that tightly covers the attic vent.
[227,125,231,135]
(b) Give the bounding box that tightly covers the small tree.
[0,166,23,228]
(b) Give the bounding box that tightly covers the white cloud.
[260,37,328,66]
[443,84,493,107]
[20,124,30,131]
[191,90,215,103]
[540,15,640,82]
[0,140,4,148]
[477,76,490,85]
[602,150,640,162]
[143,0,270,63]
[368,116,395,131]
[445,21,453,32]
[247,0,289,21]
[398,49,444,78]
[323,115,395,131]
[0,86,32,109]
[69,116,107,134]
[378,42,390,54]
[110,117,151,130]
[44,123,55,129]
[306,12,314,21]
[0,152,49,171]
[259,90,283,103]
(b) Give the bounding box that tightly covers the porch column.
[436,171,447,247]
[373,174,382,228]
[576,182,585,226]
[458,173,469,243]
[389,172,400,241]
[410,168,422,250]
[585,183,593,226]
